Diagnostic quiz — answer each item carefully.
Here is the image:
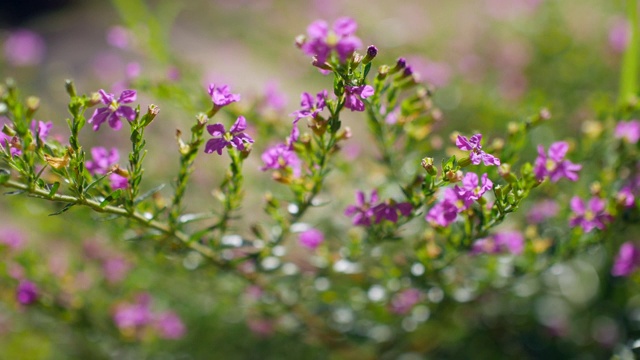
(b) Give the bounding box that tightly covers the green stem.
[620,0,639,104]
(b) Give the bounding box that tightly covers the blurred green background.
[0,0,636,359]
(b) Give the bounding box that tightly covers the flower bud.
[142,104,159,126]
[294,34,306,48]
[26,96,40,115]
[88,92,102,106]
[2,124,15,137]
[390,58,407,74]
[362,45,378,65]
[377,65,390,80]
[446,170,463,183]
[458,157,472,168]
[64,79,77,97]
[498,163,518,183]
[312,58,333,71]
[336,126,352,141]
[421,157,437,176]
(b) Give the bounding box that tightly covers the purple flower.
[344,85,374,112]
[527,200,560,223]
[31,120,53,141]
[204,116,254,155]
[425,188,465,227]
[16,280,39,305]
[615,120,640,144]
[345,190,378,226]
[456,133,501,166]
[261,143,301,177]
[154,311,186,339]
[1,117,20,157]
[569,196,613,232]
[88,89,137,131]
[612,242,640,277]
[455,172,493,207]
[372,200,412,224]
[301,17,362,64]
[390,289,421,315]
[86,147,128,189]
[471,231,524,255]
[3,29,46,67]
[534,141,582,182]
[291,90,327,124]
[113,294,153,330]
[208,84,241,108]
[299,228,324,249]
[616,187,636,208]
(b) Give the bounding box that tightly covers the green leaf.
[134,183,165,205]
[99,189,122,208]
[3,190,24,196]
[49,203,74,216]
[84,174,109,193]
[0,168,9,184]
[363,62,372,79]
[48,182,60,198]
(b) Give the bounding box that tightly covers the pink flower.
[204,116,254,155]
[456,134,500,166]
[85,147,128,190]
[612,242,640,277]
[300,17,362,64]
[208,84,240,108]
[16,280,39,305]
[455,172,493,207]
[471,231,524,255]
[106,26,129,49]
[344,85,374,112]
[615,120,640,144]
[299,229,324,249]
[88,89,137,131]
[291,90,327,124]
[527,200,560,223]
[534,142,581,182]
[154,312,186,339]
[0,228,25,251]
[569,196,613,232]
[261,143,301,177]
[609,19,629,53]
[345,190,378,226]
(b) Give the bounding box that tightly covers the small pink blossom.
[299,228,324,249]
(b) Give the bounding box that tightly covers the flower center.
[584,210,595,222]
[545,159,557,172]
[109,100,119,112]
[223,132,234,142]
[326,31,339,47]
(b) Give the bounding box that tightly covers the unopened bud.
[294,34,306,48]
[390,58,407,74]
[336,126,352,141]
[446,170,463,182]
[507,122,520,135]
[88,92,101,106]
[312,58,333,71]
[111,164,129,177]
[26,96,40,115]
[362,45,378,65]
[498,164,518,183]
[64,79,77,97]
[458,157,472,168]
[377,65,390,80]
[142,104,159,126]
[2,124,15,136]
[491,138,504,151]
[590,182,602,196]
[176,129,190,155]
[421,157,437,176]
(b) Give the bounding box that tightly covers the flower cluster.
[456,133,500,166]
[345,190,412,226]
[260,143,301,178]
[426,172,492,227]
[113,293,185,340]
[471,231,524,255]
